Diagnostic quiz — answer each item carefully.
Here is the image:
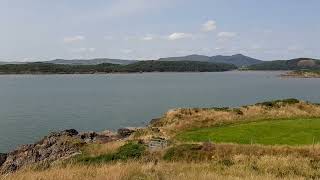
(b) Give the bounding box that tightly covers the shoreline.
[2,98,320,177]
[0,70,286,75]
[280,71,320,78]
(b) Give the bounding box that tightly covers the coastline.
[2,99,320,179]
[280,71,320,78]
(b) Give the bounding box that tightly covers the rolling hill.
[247,58,320,70]
[46,58,137,65]
[158,54,262,67]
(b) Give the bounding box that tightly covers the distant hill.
[0,61,236,74]
[121,60,237,72]
[46,58,137,65]
[247,58,320,70]
[0,58,136,65]
[158,54,262,67]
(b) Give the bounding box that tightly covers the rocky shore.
[281,70,320,78]
[0,128,137,174]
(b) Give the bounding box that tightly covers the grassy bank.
[4,159,320,180]
[176,118,320,145]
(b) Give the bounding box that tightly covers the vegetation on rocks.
[281,70,320,78]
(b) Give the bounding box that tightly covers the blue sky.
[1,0,319,61]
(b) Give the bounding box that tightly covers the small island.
[281,70,320,78]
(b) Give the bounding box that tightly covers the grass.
[149,100,320,138]
[3,158,320,180]
[176,118,320,145]
[76,142,146,164]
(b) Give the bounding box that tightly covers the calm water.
[1,71,320,152]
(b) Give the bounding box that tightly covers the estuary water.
[0,71,320,152]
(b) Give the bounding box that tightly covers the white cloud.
[168,32,193,40]
[142,34,154,41]
[202,20,216,32]
[63,35,85,43]
[121,49,133,54]
[88,48,96,52]
[217,32,237,38]
[104,36,113,40]
[71,47,95,53]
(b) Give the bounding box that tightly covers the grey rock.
[149,118,161,126]
[117,128,135,138]
[79,131,98,143]
[0,129,83,174]
[0,153,7,167]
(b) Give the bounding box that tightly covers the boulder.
[79,131,98,143]
[98,130,116,137]
[149,118,161,126]
[117,128,135,138]
[0,153,7,167]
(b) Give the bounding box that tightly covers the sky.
[1,0,320,61]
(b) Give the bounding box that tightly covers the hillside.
[121,60,236,72]
[46,58,137,65]
[159,54,262,67]
[247,58,320,70]
[0,60,236,74]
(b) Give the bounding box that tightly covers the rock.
[79,131,98,143]
[98,130,116,137]
[148,137,168,150]
[117,128,135,138]
[0,153,7,167]
[149,118,161,126]
[151,127,160,133]
[0,129,84,174]
[94,130,119,143]
[63,129,79,136]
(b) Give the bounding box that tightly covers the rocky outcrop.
[79,130,119,143]
[0,128,138,174]
[117,128,135,138]
[0,154,7,167]
[0,129,84,174]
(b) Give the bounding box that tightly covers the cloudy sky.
[1,0,320,61]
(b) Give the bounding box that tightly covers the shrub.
[256,98,300,108]
[114,142,146,160]
[77,142,146,164]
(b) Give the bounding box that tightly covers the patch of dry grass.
[82,141,126,157]
[2,157,319,180]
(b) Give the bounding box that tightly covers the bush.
[256,98,300,108]
[77,142,146,164]
[114,142,146,160]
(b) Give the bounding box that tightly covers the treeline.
[0,61,237,74]
[247,58,320,70]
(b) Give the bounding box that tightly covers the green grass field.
[176,118,320,145]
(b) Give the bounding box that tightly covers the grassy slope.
[176,118,320,145]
